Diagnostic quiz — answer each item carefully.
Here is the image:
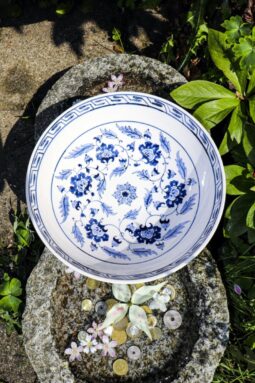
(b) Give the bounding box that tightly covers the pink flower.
[234,284,242,295]
[64,342,83,362]
[87,321,104,339]
[97,335,117,357]
[66,266,81,280]
[80,334,99,354]
[102,74,124,93]
[102,82,118,93]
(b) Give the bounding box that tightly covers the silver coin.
[127,345,141,360]
[95,300,107,315]
[163,310,182,330]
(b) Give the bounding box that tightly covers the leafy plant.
[171,17,255,155]
[0,273,22,313]
[99,282,166,339]
[112,27,125,53]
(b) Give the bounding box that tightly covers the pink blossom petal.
[109,348,116,358]
[77,353,82,361]
[96,343,103,350]
[102,349,107,356]
[78,346,84,353]
[64,348,72,355]
[69,354,75,362]
[111,75,117,81]
[109,340,117,348]
[71,342,77,349]
[83,347,89,354]
[102,335,109,344]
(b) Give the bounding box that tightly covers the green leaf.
[99,303,128,329]
[131,281,167,305]
[228,104,244,143]
[208,29,242,93]
[225,165,254,195]
[219,130,234,155]
[0,278,22,297]
[233,28,255,71]
[112,284,131,303]
[222,16,251,43]
[243,124,255,167]
[246,201,255,229]
[170,80,236,109]
[247,70,255,96]
[0,296,22,313]
[225,194,255,237]
[129,305,152,340]
[193,98,239,130]
[249,96,255,123]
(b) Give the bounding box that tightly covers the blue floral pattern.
[96,143,118,163]
[54,122,199,262]
[70,173,92,197]
[134,224,161,244]
[113,183,137,205]
[164,180,186,208]
[85,219,109,242]
[139,141,161,166]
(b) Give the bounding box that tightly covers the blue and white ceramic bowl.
[26,92,225,283]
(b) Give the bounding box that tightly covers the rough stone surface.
[23,248,229,383]
[34,53,186,139]
[0,322,38,383]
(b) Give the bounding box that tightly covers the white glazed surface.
[26,92,225,283]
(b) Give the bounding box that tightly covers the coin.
[163,285,176,300]
[135,283,144,289]
[95,301,107,315]
[86,278,100,290]
[113,316,129,330]
[126,323,141,338]
[127,345,141,361]
[112,329,127,345]
[147,315,157,328]
[141,305,152,314]
[163,310,182,330]
[151,327,162,340]
[81,299,92,311]
[113,359,129,376]
[106,298,117,310]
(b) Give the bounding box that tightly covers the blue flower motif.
[96,143,118,163]
[70,173,92,197]
[85,218,109,243]
[165,180,186,208]
[113,183,137,205]
[139,141,161,166]
[134,224,161,244]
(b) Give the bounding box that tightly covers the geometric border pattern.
[26,92,225,281]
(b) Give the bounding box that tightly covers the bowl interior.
[26,92,225,282]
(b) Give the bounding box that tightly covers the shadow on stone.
[3,68,70,203]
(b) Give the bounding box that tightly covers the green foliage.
[159,35,175,64]
[112,27,125,53]
[0,273,22,313]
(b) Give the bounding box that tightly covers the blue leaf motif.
[154,201,165,210]
[59,195,69,223]
[123,208,141,220]
[110,166,126,178]
[56,169,73,180]
[179,194,197,215]
[131,248,157,257]
[160,132,171,154]
[101,202,116,216]
[102,246,131,261]
[97,178,106,197]
[176,151,187,179]
[168,169,176,179]
[57,185,65,193]
[134,170,150,180]
[144,189,153,208]
[101,129,118,139]
[65,143,94,159]
[72,223,84,247]
[118,125,142,139]
[164,221,189,240]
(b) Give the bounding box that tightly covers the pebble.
[81,299,92,312]
[95,301,107,315]
[127,345,141,361]
[113,359,129,376]
[112,329,127,345]
[163,310,182,330]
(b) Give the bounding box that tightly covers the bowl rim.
[26,91,226,283]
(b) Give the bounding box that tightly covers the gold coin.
[112,329,127,345]
[126,323,141,338]
[135,283,144,289]
[86,278,100,290]
[106,298,118,310]
[141,305,152,314]
[147,315,157,328]
[113,359,129,376]
[151,327,162,340]
[113,316,129,330]
[81,299,92,311]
